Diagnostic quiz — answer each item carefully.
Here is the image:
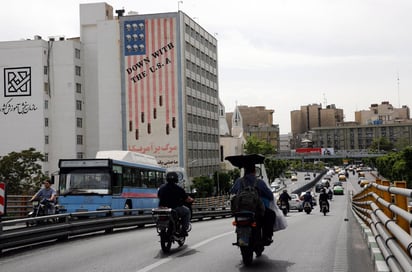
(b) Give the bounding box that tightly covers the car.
[358,177,366,184]
[338,174,347,181]
[278,193,303,212]
[333,181,343,188]
[270,183,280,192]
[358,171,366,178]
[359,179,370,188]
[289,193,303,212]
[291,175,298,182]
[304,173,311,180]
[333,185,344,195]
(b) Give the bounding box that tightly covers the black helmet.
[166,172,179,183]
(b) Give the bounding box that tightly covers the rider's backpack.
[231,178,265,216]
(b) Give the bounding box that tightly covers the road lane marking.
[136,231,233,272]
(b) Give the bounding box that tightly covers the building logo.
[4,67,31,97]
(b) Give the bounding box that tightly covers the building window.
[76,117,83,128]
[44,153,48,162]
[76,135,83,145]
[76,152,84,159]
[44,82,49,95]
[43,66,48,75]
[45,135,49,144]
[76,83,82,93]
[75,48,80,59]
[45,118,49,127]
[44,100,48,109]
[76,100,82,111]
[75,66,81,76]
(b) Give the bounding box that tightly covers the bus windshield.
[60,169,110,195]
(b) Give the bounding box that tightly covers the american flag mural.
[122,16,179,167]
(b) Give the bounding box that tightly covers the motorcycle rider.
[230,163,275,246]
[29,179,57,215]
[278,189,291,212]
[319,188,330,212]
[302,191,313,209]
[157,172,194,236]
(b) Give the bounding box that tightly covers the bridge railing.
[1,195,231,220]
[352,180,412,271]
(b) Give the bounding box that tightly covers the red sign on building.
[295,147,322,154]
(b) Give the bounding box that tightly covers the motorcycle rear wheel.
[240,246,254,266]
[160,230,172,253]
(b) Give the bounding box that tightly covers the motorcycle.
[320,200,329,216]
[232,211,265,266]
[152,207,191,253]
[303,201,312,214]
[26,198,57,226]
[280,200,288,216]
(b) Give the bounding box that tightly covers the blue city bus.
[56,151,166,215]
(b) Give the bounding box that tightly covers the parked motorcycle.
[26,198,57,226]
[152,207,191,253]
[320,200,329,216]
[232,211,265,266]
[280,200,288,216]
[303,201,312,214]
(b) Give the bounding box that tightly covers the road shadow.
[235,254,294,271]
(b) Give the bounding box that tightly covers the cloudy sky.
[1,0,412,133]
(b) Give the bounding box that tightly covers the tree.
[192,176,214,197]
[375,147,412,188]
[0,148,46,195]
[370,137,394,152]
[264,158,289,183]
[213,171,232,195]
[244,136,275,155]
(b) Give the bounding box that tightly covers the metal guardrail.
[352,180,412,271]
[0,200,232,254]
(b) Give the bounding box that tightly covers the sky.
[1,0,412,134]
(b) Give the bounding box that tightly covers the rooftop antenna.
[397,72,400,108]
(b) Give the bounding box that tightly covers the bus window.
[112,172,122,194]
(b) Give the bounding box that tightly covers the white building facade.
[0,2,220,178]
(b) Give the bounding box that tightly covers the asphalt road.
[0,171,374,272]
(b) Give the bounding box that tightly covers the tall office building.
[119,9,220,178]
[291,104,343,133]
[0,3,220,178]
[355,101,410,125]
